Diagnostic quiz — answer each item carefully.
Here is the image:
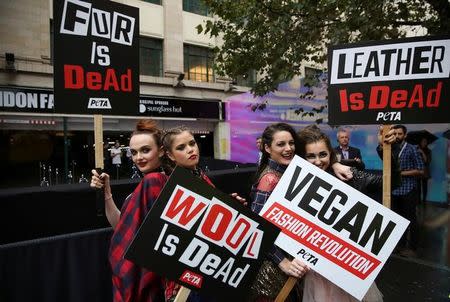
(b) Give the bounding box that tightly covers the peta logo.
[88,98,111,109]
[376,111,401,122]
[180,270,203,288]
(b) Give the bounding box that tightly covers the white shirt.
[111,147,122,165]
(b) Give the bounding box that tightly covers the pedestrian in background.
[110,140,122,179]
[334,127,365,170]
[417,137,432,204]
[381,124,424,257]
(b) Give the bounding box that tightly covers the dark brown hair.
[161,126,196,173]
[254,122,300,181]
[297,124,337,165]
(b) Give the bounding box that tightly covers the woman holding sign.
[91,119,168,302]
[161,125,246,302]
[297,125,398,302]
[248,123,353,301]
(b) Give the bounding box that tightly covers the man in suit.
[334,128,365,170]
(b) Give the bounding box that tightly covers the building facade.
[0,0,252,187]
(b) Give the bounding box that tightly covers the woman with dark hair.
[249,123,353,301]
[161,125,245,301]
[91,119,167,302]
[297,124,398,302]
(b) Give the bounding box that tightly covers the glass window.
[184,45,214,82]
[235,70,257,87]
[183,0,210,16]
[142,0,161,4]
[303,67,323,87]
[140,37,163,77]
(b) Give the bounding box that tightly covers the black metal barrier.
[0,167,257,245]
[0,228,113,302]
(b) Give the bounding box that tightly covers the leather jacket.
[333,165,401,195]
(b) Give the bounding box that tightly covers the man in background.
[334,127,365,170]
[256,136,263,165]
[110,140,122,179]
[390,124,425,257]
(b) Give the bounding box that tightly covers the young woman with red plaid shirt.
[91,119,168,302]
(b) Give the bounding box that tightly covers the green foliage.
[200,0,450,96]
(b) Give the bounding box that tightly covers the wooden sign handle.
[94,114,104,169]
[382,124,392,209]
[275,276,297,302]
[173,286,191,302]
[94,115,105,216]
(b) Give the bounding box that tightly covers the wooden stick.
[173,286,191,302]
[382,124,392,209]
[94,114,104,169]
[275,276,297,302]
[94,115,105,216]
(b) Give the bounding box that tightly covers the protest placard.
[259,155,409,300]
[328,35,450,125]
[125,167,280,301]
[54,0,139,115]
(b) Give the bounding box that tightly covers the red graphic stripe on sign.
[263,203,381,279]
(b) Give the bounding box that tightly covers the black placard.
[53,0,139,115]
[125,167,280,301]
[328,36,450,125]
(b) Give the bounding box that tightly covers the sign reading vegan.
[328,36,450,125]
[259,156,409,300]
[125,167,279,301]
[53,0,139,115]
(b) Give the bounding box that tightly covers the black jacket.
[334,145,365,170]
[329,146,401,200]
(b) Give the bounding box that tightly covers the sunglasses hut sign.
[259,156,409,300]
[328,36,450,125]
[54,0,139,115]
[125,167,279,301]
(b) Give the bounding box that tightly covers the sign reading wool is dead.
[328,36,450,125]
[125,167,279,301]
[259,156,409,300]
[53,0,139,115]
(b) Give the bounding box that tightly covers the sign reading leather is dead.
[53,0,139,115]
[125,167,279,301]
[259,156,409,300]
[328,36,450,125]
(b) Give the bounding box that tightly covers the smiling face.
[304,140,331,171]
[129,133,163,174]
[264,130,295,166]
[166,130,199,170]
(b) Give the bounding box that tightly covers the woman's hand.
[377,125,396,145]
[90,169,110,190]
[230,192,247,206]
[279,258,310,278]
[332,162,353,181]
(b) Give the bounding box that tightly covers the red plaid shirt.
[109,172,168,302]
[109,170,215,302]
